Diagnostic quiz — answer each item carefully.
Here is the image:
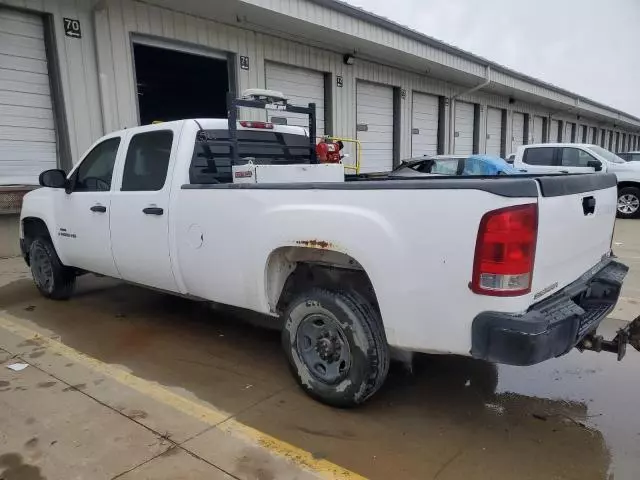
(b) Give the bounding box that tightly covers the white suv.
[512,143,640,218]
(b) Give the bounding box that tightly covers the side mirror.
[587,160,603,171]
[39,169,67,189]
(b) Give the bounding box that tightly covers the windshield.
[586,145,626,164]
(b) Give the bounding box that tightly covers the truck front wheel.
[617,186,640,219]
[28,238,76,300]
[282,288,389,407]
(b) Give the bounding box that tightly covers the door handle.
[560,170,569,173]
[90,205,107,213]
[143,207,164,215]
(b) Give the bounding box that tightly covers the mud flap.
[578,314,640,361]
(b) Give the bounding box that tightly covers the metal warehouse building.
[1,0,640,247]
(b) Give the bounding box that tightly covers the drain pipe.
[448,66,492,154]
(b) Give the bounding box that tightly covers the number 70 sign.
[64,18,82,38]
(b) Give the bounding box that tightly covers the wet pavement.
[1,220,640,479]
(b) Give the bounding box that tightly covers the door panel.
[558,147,597,174]
[551,120,560,142]
[454,101,474,155]
[485,107,502,156]
[110,127,179,292]
[0,7,56,185]
[533,116,544,144]
[564,122,574,143]
[411,92,439,157]
[356,81,394,172]
[265,63,325,136]
[57,136,121,277]
[511,112,525,152]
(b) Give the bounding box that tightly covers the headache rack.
[224,91,318,164]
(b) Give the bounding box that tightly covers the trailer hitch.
[578,315,640,361]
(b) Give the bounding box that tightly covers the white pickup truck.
[512,143,640,219]
[19,105,640,406]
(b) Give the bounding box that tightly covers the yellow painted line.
[0,313,365,480]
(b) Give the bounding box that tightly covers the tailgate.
[531,174,617,302]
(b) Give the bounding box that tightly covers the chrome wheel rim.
[618,194,640,215]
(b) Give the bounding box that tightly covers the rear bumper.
[471,258,628,366]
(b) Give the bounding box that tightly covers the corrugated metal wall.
[0,0,103,165]
[2,0,638,171]
[96,0,637,161]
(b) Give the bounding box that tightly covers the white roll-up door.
[411,92,439,157]
[0,8,56,185]
[265,62,325,137]
[577,125,586,143]
[511,112,525,152]
[454,101,474,155]
[564,122,574,142]
[356,81,394,172]
[550,120,560,142]
[533,116,544,144]
[485,107,502,156]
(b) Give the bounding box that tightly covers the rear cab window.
[190,129,311,184]
[122,131,174,191]
[522,147,557,166]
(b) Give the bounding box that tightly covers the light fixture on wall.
[343,54,355,65]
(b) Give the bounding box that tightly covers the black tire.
[617,186,640,219]
[28,238,76,300]
[282,288,389,407]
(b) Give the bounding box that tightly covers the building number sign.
[336,76,344,88]
[64,18,82,38]
[240,56,250,70]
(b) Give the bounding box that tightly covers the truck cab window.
[72,137,121,192]
[522,147,556,166]
[561,148,597,167]
[190,129,311,184]
[121,131,174,191]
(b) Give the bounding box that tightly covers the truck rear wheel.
[282,288,389,407]
[617,186,640,219]
[29,238,76,300]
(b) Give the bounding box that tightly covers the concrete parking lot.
[1,221,640,480]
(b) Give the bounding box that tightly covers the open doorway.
[133,43,230,125]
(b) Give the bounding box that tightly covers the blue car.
[391,154,519,177]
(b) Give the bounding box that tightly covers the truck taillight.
[239,121,274,129]
[471,203,538,296]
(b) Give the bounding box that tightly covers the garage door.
[356,81,394,172]
[550,120,560,142]
[564,122,574,142]
[265,63,325,136]
[532,116,544,144]
[411,92,439,157]
[454,101,474,155]
[485,107,502,156]
[578,125,586,143]
[511,112,525,152]
[0,8,56,185]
